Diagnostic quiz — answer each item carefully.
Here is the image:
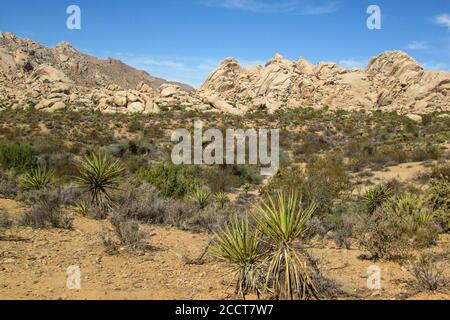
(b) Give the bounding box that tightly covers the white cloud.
[406,41,427,50]
[200,0,338,15]
[339,59,367,69]
[120,55,267,88]
[434,13,450,29]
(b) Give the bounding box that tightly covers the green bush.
[0,143,37,172]
[138,163,198,199]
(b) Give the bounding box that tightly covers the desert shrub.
[230,165,263,185]
[76,153,124,208]
[57,183,84,206]
[356,191,441,260]
[0,209,13,228]
[31,136,66,155]
[0,142,37,172]
[39,152,78,178]
[0,170,18,198]
[355,205,410,261]
[19,187,73,229]
[252,191,318,300]
[17,183,82,207]
[408,253,448,292]
[294,132,332,160]
[362,184,392,215]
[19,166,55,190]
[113,182,169,224]
[176,205,229,233]
[410,144,441,162]
[127,119,144,133]
[109,215,147,252]
[266,156,350,216]
[389,194,440,247]
[304,252,344,299]
[165,200,198,229]
[138,163,198,199]
[212,217,264,299]
[197,166,240,192]
[426,179,450,230]
[329,212,359,249]
[428,163,450,181]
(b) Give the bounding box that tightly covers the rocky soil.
[0,199,449,300]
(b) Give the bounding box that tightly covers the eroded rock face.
[0,33,194,114]
[199,51,450,114]
[0,33,449,115]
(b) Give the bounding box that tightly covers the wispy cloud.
[339,59,367,69]
[434,13,450,30]
[405,41,428,50]
[200,0,338,15]
[119,55,266,88]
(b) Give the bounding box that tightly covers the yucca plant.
[362,184,392,214]
[76,153,124,208]
[189,188,211,210]
[390,193,424,217]
[74,200,90,217]
[243,183,252,196]
[212,217,264,299]
[389,193,436,237]
[426,179,450,211]
[213,192,230,209]
[19,166,55,190]
[252,191,318,300]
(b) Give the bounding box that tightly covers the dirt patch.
[1,198,448,300]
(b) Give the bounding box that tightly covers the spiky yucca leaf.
[19,166,55,190]
[74,200,90,217]
[390,193,424,217]
[213,192,229,209]
[76,153,124,208]
[212,217,263,298]
[252,191,318,300]
[190,188,211,209]
[362,184,392,214]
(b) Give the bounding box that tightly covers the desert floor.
[1,198,448,300]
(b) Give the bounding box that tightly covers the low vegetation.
[0,107,448,299]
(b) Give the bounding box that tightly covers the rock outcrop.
[199,51,450,113]
[0,32,449,115]
[0,32,194,114]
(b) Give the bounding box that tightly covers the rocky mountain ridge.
[199,52,450,114]
[0,33,449,115]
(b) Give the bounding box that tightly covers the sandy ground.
[0,199,449,300]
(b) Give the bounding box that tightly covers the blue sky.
[1,0,450,87]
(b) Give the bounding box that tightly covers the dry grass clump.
[408,253,449,292]
[0,209,13,229]
[19,187,74,230]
